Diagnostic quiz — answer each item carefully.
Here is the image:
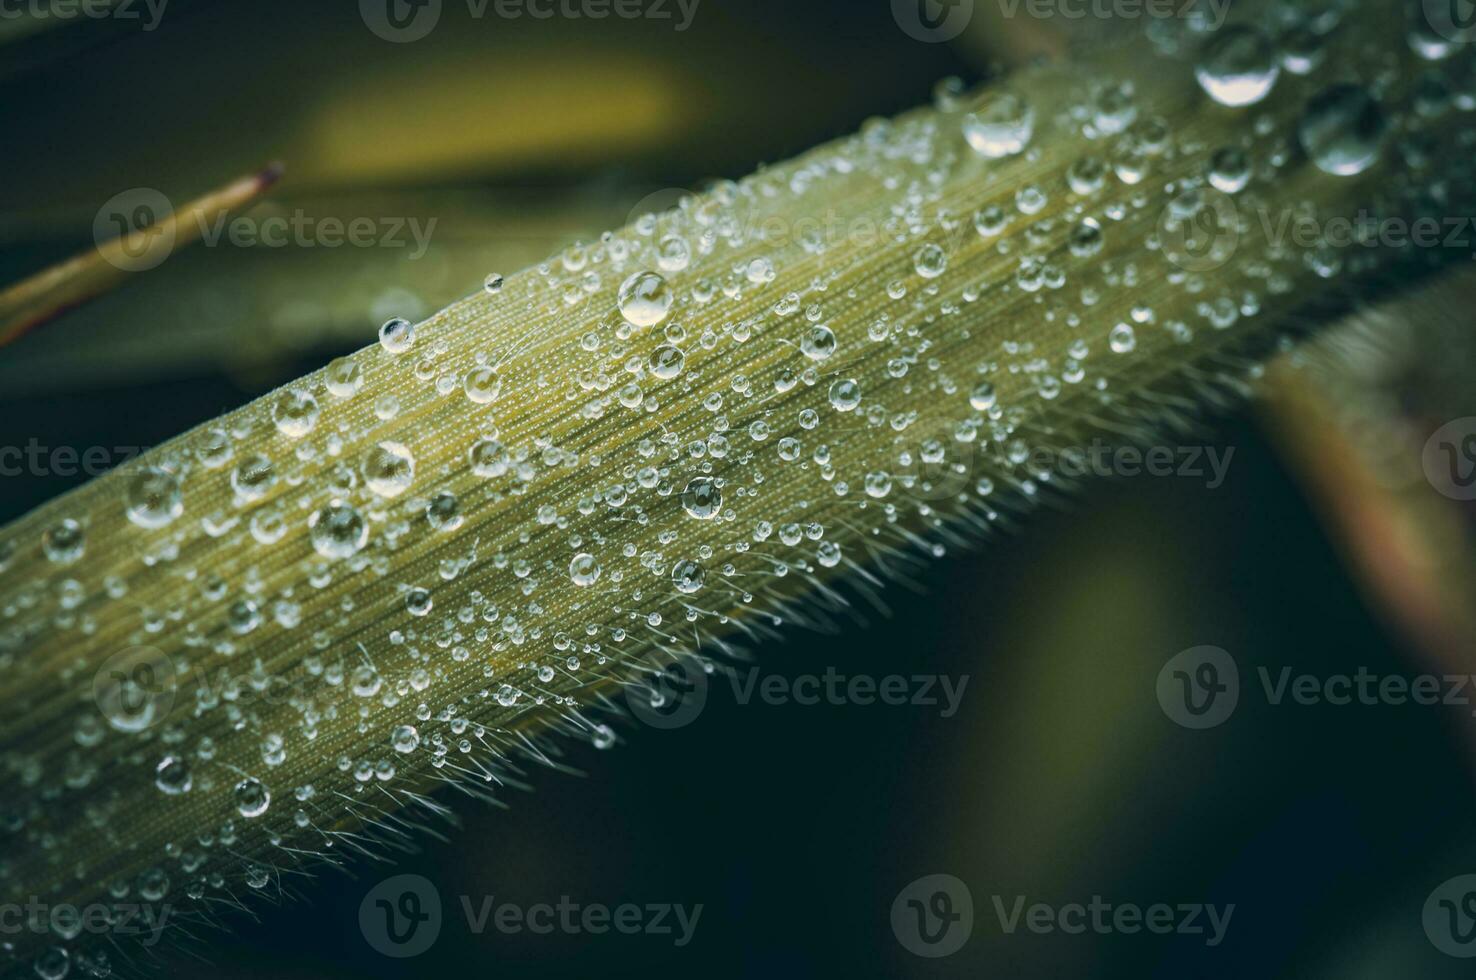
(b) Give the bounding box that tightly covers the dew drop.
[463,366,502,404]
[362,441,415,498]
[155,756,193,795]
[828,378,862,412]
[234,778,271,818]
[680,478,722,519]
[1196,26,1279,107]
[1208,146,1252,193]
[657,235,692,273]
[325,357,362,398]
[308,501,368,559]
[568,553,602,586]
[649,344,686,380]
[125,467,183,529]
[391,725,420,754]
[1298,84,1387,176]
[618,271,673,328]
[913,243,948,279]
[231,454,277,501]
[379,317,415,353]
[405,589,433,616]
[1109,323,1137,353]
[671,559,706,594]
[272,389,319,438]
[1068,218,1104,257]
[426,492,462,531]
[962,90,1035,158]
[800,325,837,362]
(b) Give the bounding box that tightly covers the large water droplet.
[234,777,271,818]
[1196,26,1279,107]
[155,756,192,795]
[962,90,1035,158]
[568,553,602,586]
[649,344,686,380]
[325,357,362,398]
[671,559,706,594]
[680,478,722,519]
[800,325,837,362]
[1298,85,1386,176]
[618,271,673,328]
[231,454,277,501]
[392,725,420,754]
[362,441,415,497]
[1109,323,1137,354]
[125,467,183,529]
[309,501,368,559]
[1208,146,1252,193]
[463,367,502,404]
[913,243,948,279]
[272,389,319,438]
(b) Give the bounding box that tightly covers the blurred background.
[3,1,1476,977]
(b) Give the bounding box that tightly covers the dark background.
[3,1,1474,977]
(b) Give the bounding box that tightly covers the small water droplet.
[155,756,193,795]
[378,317,415,354]
[234,777,271,818]
[671,559,706,594]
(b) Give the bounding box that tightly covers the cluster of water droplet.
[2,3,1471,974]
